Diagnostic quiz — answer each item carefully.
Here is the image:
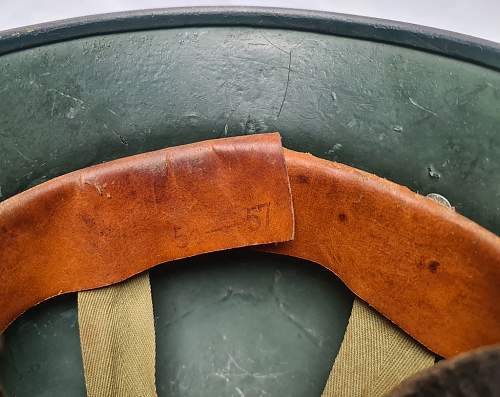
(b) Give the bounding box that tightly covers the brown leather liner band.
[1,134,499,358]
[260,150,500,358]
[0,133,294,333]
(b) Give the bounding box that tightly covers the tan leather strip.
[261,150,500,357]
[0,133,294,333]
[1,135,500,357]
[78,272,157,397]
[321,298,434,397]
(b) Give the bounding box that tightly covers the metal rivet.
[426,193,452,209]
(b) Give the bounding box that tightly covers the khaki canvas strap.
[77,279,433,397]
[78,272,158,397]
[322,298,435,397]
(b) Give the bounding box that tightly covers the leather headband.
[0,133,294,332]
[1,133,499,358]
[261,149,500,358]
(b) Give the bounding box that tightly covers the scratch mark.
[221,101,242,138]
[271,271,322,347]
[409,97,438,117]
[104,123,128,146]
[235,387,245,397]
[213,372,230,383]
[51,93,56,117]
[227,353,249,374]
[457,83,490,106]
[258,35,297,118]
[253,371,286,380]
[247,42,268,47]
[107,108,118,116]
[260,34,288,54]
[277,51,292,118]
[48,89,85,106]
[14,147,32,162]
[223,352,285,380]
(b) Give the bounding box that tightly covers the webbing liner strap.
[322,299,435,397]
[78,273,157,397]
[77,279,434,397]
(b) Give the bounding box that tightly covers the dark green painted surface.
[1,8,499,71]
[0,295,84,397]
[0,27,499,232]
[0,15,499,397]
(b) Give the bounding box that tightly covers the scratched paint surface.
[0,26,499,396]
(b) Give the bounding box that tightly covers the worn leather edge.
[260,149,500,358]
[0,133,294,333]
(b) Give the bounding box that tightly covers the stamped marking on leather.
[173,203,272,246]
[207,202,271,234]
[173,225,189,248]
[246,202,271,231]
